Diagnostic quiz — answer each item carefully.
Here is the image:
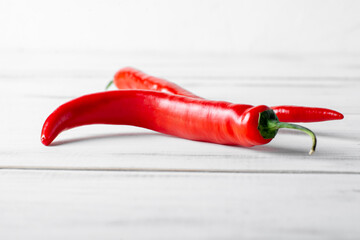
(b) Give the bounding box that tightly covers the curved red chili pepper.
[107,67,344,123]
[41,90,316,154]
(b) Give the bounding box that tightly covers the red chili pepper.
[271,106,344,123]
[41,90,317,154]
[107,67,344,123]
[106,67,199,98]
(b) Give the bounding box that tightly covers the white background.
[1,0,360,54]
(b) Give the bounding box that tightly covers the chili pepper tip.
[41,134,50,146]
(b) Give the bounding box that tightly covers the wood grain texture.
[1,170,360,240]
[1,51,360,239]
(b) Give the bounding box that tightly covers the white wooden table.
[1,50,360,239]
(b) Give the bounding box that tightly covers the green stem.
[269,120,317,155]
[105,80,114,90]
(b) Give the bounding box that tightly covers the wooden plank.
[1,51,359,240]
[0,169,359,240]
[1,51,359,172]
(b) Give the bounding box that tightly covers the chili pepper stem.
[268,120,317,155]
[258,110,317,155]
[105,80,114,90]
